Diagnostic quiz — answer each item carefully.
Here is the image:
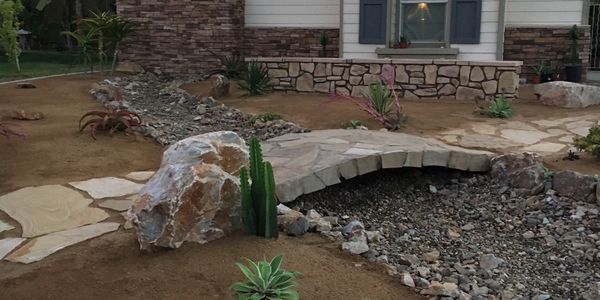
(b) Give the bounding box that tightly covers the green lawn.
[0,51,91,82]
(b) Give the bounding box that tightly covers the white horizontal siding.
[342,0,382,58]
[451,0,500,61]
[245,0,340,28]
[506,0,584,26]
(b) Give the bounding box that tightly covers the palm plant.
[104,16,138,75]
[79,11,114,74]
[231,255,299,300]
[238,62,273,96]
[62,27,99,74]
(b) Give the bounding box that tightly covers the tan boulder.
[129,131,248,249]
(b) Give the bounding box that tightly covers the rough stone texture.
[117,0,244,75]
[491,152,546,194]
[125,171,155,182]
[0,220,15,233]
[263,129,493,203]
[129,131,248,249]
[0,185,109,238]
[209,74,230,99]
[534,82,600,108]
[504,26,591,81]
[243,28,339,58]
[0,238,26,260]
[253,58,521,100]
[553,171,596,202]
[6,223,120,264]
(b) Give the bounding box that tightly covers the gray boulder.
[553,171,596,202]
[535,81,600,108]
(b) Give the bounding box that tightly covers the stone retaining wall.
[504,26,591,82]
[243,28,339,58]
[248,57,522,100]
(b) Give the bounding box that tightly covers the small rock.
[423,250,441,263]
[447,228,461,239]
[401,272,416,287]
[320,230,343,242]
[365,230,384,244]
[277,213,309,237]
[341,234,369,255]
[522,231,535,239]
[461,223,475,231]
[532,294,551,300]
[479,254,503,271]
[277,204,294,215]
[306,209,322,220]
[309,218,332,232]
[16,82,36,89]
[342,220,365,237]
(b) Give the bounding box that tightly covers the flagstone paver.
[125,171,155,182]
[0,220,15,233]
[5,223,120,264]
[263,129,493,203]
[0,185,109,238]
[99,199,133,212]
[0,238,26,259]
[500,129,552,145]
[70,177,144,199]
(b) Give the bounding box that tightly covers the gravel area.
[296,167,600,300]
[91,73,308,145]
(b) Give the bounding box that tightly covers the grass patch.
[0,51,93,82]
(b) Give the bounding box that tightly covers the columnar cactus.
[240,138,278,238]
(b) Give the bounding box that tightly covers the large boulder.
[491,152,546,195]
[129,131,248,249]
[552,171,596,203]
[534,81,600,108]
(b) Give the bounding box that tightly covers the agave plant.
[231,255,299,300]
[482,96,513,119]
[240,137,278,238]
[78,107,142,140]
[238,62,273,96]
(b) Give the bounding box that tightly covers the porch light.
[418,2,428,10]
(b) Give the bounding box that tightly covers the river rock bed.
[295,168,600,300]
[91,72,309,145]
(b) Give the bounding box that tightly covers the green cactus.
[241,137,278,238]
[240,167,257,235]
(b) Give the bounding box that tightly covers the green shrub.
[482,96,513,118]
[0,0,24,72]
[363,81,394,117]
[231,255,299,300]
[222,55,246,80]
[320,31,329,53]
[238,62,273,96]
[250,112,282,125]
[240,138,278,238]
[574,125,600,158]
[343,119,363,129]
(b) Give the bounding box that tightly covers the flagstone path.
[436,113,600,155]
[0,113,597,264]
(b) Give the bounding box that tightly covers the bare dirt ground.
[0,231,423,300]
[183,82,600,175]
[0,75,164,194]
[0,75,422,300]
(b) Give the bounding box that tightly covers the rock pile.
[297,167,600,300]
[90,73,309,145]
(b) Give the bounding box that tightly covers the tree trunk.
[75,0,83,20]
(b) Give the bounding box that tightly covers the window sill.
[375,47,459,59]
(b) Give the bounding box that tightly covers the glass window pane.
[402,3,446,42]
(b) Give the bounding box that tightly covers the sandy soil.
[0,75,164,194]
[182,82,600,175]
[0,231,424,300]
[0,76,422,300]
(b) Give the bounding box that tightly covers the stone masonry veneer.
[504,26,591,82]
[249,57,522,101]
[116,0,340,75]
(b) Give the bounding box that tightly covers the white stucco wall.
[245,0,340,28]
[506,0,585,26]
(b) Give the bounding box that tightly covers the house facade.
[117,0,594,80]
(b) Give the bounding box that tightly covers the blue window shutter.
[450,0,482,44]
[359,0,387,44]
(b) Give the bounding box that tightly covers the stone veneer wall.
[504,26,591,81]
[249,58,522,101]
[117,0,245,75]
[243,28,339,58]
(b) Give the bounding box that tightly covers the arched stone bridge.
[262,129,494,203]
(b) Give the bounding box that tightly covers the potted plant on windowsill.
[319,31,329,57]
[391,36,411,49]
[565,25,583,83]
